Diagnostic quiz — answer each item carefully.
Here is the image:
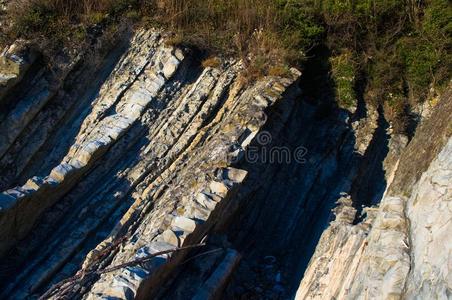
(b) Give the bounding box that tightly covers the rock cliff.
[0,29,300,299]
[295,89,452,300]
[0,27,450,300]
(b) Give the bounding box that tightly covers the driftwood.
[39,243,207,300]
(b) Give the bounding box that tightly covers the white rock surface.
[296,137,452,300]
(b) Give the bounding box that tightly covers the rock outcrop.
[0,25,450,300]
[295,89,452,299]
[0,29,300,299]
[0,40,37,103]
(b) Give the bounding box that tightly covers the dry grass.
[1,0,449,136]
[151,0,296,75]
[201,57,221,69]
[268,64,291,77]
[3,0,310,77]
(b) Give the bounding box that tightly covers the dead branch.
[39,243,207,300]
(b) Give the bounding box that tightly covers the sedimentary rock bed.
[0,29,300,299]
[0,27,451,300]
[295,90,452,300]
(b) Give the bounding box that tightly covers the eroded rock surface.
[0,29,300,299]
[0,26,450,300]
[295,90,452,300]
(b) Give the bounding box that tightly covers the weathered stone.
[160,229,179,247]
[171,216,197,233]
[295,92,452,300]
[0,27,304,300]
[193,249,241,300]
[195,193,218,210]
[209,181,229,197]
[222,168,248,183]
[23,177,44,190]
[404,138,452,299]
[49,163,76,182]
[0,40,37,100]
[162,55,180,79]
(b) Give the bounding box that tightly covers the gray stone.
[171,216,197,233]
[49,163,76,182]
[160,229,179,247]
[222,167,248,183]
[0,28,303,299]
[162,56,180,79]
[195,193,218,210]
[209,181,229,197]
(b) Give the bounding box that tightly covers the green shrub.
[1,0,450,123]
[12,1,57,37]
[85,12,105,25]
[330,51,357,110]
[6,0,138,48]
[421,0,452,92]
[397,38,439,101]
[275,0,324,63]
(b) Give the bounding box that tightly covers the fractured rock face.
[0,28,300,299]
[404,138,452,299]
[0,40,37,102]
[1,24,449,300]
[295,90,452,300]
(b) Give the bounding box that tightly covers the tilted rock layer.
[0,29,300,299]
[296,89,452,300]
[0,27,450,300]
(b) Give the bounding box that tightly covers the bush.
[318,0,450,133]
[5,0,138,50]
[3,0,327,75]
[330,51,357,110]
[268,64,291,77]
[421,0,452,92]
[397,38,439,101]
[1,0,450,128]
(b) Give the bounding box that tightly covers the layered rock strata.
[295,89,452,299]
[0,29,300,299]
[0,24,450,300]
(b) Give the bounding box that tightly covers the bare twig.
[179,248,224,266]
[39,243,206,300]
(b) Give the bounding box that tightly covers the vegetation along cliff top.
[0,0,451,131]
